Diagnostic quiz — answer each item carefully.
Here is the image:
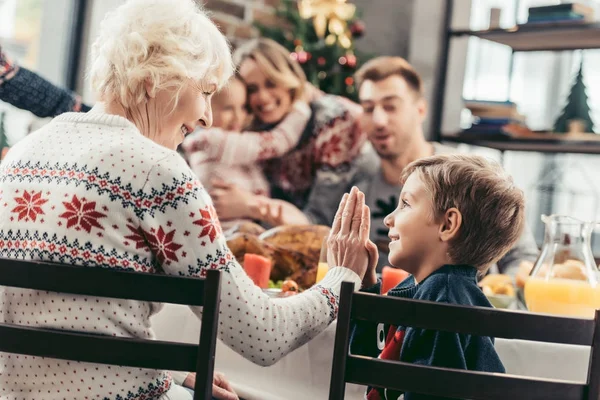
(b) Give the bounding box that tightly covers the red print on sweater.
[125,224,150,250]
[144,226,183,265]
[59,195,106,233]
[317,134,343,164]
[11,190,48,222]
[193,205,222,243]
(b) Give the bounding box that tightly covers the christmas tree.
[554,60,596,134]
[254,0,369,101]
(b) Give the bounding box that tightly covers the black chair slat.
[329,281,600,400]
[0,323,198,371]
[0,258,222,400]
[194,267,222,397]
[351,292,595,345]
[345,355,587,400]
[0,258,205,305]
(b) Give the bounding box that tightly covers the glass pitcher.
[524,214,599,318]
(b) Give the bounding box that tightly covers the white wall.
[352,0,415,59]
[0,0,76,145]
[79,0,126,103]
[37,0,76,85]
[409,0,472,139]
[0,0,17,38]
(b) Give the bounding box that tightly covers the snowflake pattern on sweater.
[0,108,361,400]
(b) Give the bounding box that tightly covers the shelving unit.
[431,0,600,153]
[451,22,600,52]
[442,134,600,154]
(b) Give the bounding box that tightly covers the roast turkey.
[226,223,329,289]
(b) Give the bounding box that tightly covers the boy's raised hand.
[363,239,379,289]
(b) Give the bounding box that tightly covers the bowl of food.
[478,274,516,309]
[263,279,299,298]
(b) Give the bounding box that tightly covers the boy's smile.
[384,173,447,280]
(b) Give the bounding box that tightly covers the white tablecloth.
[151,305,590,400]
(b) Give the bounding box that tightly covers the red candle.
[381,266,409,294]
[243,253,272,289]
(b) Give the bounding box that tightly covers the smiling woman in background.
[183,38,367,225]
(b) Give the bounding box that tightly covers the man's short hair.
[354,56,423,97]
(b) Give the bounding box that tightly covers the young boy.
[183,75,312,227]
[352,154,524,400]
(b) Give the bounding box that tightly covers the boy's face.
[384,173,441,272]
[212,79,248,131]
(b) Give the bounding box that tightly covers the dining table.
[152,303,591,400]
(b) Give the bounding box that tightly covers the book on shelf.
[473,117,523,125]
[463,99,525,120]
[463,99,515,112]
[471,108,524,119]
[528,2,594,16]
[526,2,595,24]
[462,99,527,136]
[528,13,591,23]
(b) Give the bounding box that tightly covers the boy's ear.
[439,207,461,242]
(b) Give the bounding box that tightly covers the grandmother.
[0,1,373,399]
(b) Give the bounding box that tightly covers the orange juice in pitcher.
[525,215,599,318]
[525,277,600,319]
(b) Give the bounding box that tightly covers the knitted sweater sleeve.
[181,101,311,166]
[138,152,362,366]
[0,47,90,117]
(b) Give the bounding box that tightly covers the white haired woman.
[0,1,374,399]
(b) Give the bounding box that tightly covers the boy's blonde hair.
[233,38,306,102]
[401,154,525,272]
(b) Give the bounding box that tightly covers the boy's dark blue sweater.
[350,264,505,400]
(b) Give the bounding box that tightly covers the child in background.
[183,76,311,228]
[352,154,524,400]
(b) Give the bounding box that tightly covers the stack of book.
[526,2,595,25]
[462,100,526,135]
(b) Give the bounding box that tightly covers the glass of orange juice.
[315,238,329,283]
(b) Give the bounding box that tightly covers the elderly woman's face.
[154,80,215,149]
[239,59,293,125]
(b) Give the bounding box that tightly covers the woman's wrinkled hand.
[327,186,371,280]
[183,372,239,400]
[212,372,239,400]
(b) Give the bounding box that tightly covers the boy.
[353,154,524,400]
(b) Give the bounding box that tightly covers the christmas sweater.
[0,107,361,400]
[351,265,505,400]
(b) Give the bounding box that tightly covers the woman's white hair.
[89,0,234,109]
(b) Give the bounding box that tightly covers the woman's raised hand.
[326,187,371,280]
